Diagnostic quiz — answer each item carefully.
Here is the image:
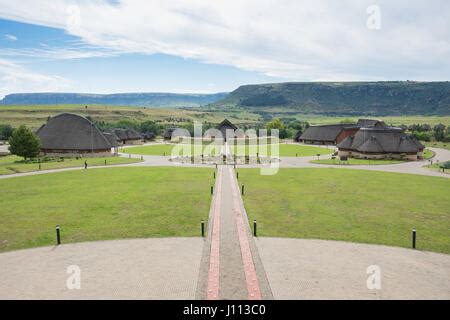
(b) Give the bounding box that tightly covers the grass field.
[423,141,450,151]
[122,143,222,156]
[231,143,334,157]
[310,158,405,165]
[0,155,141,175]
[1,104,449,131]
[239,168,450,254]
[0,167,213,252]
[0,104,259,130]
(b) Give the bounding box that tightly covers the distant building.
[214,119,245,142]
[356,119,386,128]
[142,131,155,141]
[163,128,190,141]
[337,127,425,161]
[296,119,388,145]
[297,124,359,145]
[36,113,114,157]
[102,132,119,154]
[113,128,143,145]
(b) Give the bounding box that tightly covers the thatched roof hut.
[36,113,114,156]
[337,127,424,160]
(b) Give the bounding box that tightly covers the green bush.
[8,125,41,160]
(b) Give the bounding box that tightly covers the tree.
[433,124,446,142]
[8,125,41,159]
[266,118,288,139]
[140,120,161,135]
[0,124,14,140]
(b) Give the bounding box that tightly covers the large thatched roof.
[113,128,142,141]
[299,124,353,142]
[37,113,113,151]
[338,127,424,153]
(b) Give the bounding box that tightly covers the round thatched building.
[36,113,114,157]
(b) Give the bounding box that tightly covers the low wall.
[338,150,421,161]
[41,150,113,158]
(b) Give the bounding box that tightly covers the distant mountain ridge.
[212,81,450,116]
[0,92,228,107]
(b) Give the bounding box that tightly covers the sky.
[0,0,449,98]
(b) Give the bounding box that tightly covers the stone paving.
[256,238,450,300]
[0,238,203,299]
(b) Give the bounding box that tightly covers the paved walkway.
[0,238,203,299]
[196,165,273,300]
[256,238,450,300]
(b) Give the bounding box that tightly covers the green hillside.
[212,81,450,116]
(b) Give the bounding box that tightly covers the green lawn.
[0,155,141,175]
[310,158,405,165]
[0,167,213,252]
[122,143,222,156]
[231,144,334,157]
[423,141,450,151]
[423,149,435,159]
[239,168,450,254]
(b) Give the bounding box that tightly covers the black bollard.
[211,185,214,195]
[237,171,239,179]
[241,184,245,195]
[56,225,61,245]
[215,163,217,169]
[105,159,107,166]
[253,220,257,237]
[412,228,416,249]
[213,171,216,179]
[201,220,205,237]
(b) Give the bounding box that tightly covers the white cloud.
[0,0,449,81]
[0,58,72,99]
[4,34,17,41]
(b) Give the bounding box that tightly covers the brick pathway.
[197,165,273,300]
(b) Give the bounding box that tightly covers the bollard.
[105,159,107,166]
[56,225,61,245]
[253,220,257,237]
[213,171,216,179]
[39,163,41,170]
[236,171,239,179]
[211,185,214,195]
[241,184,245,195]
[412,228,416,249]
[296,153,298,157]
[234,163,236,169]
[201,220,205,237]
[215,163,217,169]
[141,155,143,161]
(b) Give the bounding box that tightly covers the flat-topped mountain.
[212,81,450,116]
[0,92,228,107]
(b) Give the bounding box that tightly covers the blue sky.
[0,0,449,98]
[0,19,282,96]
